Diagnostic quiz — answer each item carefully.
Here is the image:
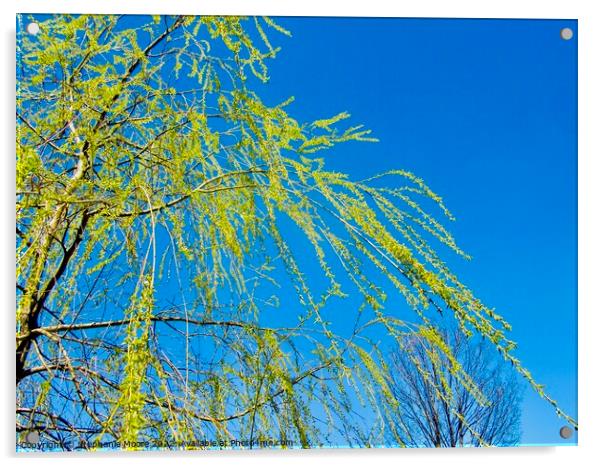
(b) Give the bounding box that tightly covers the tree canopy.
[16,14,576,450]
[387,327,523,447]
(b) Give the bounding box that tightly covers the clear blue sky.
[257,17,577,446]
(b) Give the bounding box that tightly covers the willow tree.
[16,14,575,450]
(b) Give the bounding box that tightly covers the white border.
[3,1,601,465]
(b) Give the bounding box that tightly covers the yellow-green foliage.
[117,276,154,444]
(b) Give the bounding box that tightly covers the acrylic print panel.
[16,14,577,451]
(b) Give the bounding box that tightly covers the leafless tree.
[387,328,523,447]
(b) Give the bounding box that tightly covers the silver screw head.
[26,22,40,35]
[559,426,574,439]
[25,430,39,443]
[560,27,574,41]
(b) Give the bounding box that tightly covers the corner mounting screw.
[560,27,574,41]
[559,426,574,439]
